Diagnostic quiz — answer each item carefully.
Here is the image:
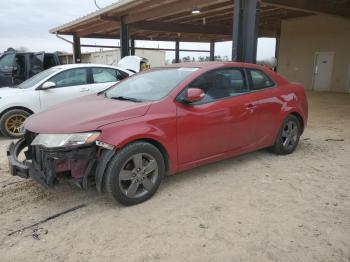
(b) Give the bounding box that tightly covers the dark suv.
[0,51,60,87]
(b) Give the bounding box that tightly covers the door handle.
[247,104,256,110]
[80,88,90,92]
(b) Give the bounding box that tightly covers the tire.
[0,109,30,139]
[105,142,165,206]
[272,114,301,155]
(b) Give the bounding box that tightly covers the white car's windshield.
[105,68,198,101]
[17,68,61,89]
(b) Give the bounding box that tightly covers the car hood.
[0,87,31,97]
[24,94,151,134]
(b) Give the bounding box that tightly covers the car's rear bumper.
[7,138,97,189]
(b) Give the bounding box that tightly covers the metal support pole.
[175,39,180,63]
[232,0,242,62]
[274,24,281,72]
[274,37,280,72]
[232,0,259,63]
[130,37,135,56]
[210,41,215,61]
[73,35,81,63]
[120,16,129,58]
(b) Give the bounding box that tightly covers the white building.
[59,49,166,68]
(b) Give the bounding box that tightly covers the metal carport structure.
[50,0,350,64]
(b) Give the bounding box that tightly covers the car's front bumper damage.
[7,136,98,189]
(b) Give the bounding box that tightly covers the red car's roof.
[158,61,262,69]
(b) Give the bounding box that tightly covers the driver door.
[39,67,90,110]
[176,68,255,165]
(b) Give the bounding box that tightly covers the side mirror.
[184,88,205,103]
[41,81,56,90]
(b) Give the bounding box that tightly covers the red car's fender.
[97,100,178,174]
[270,83,308,143]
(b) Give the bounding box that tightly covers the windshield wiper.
[109,96,142,103]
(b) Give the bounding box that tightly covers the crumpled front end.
[7,131,98,189]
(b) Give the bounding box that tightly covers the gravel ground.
[0,92,349,262]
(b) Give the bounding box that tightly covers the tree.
[16,46,29,52]
[182,56,191,62]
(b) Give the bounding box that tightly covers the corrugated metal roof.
[49,0,137,34]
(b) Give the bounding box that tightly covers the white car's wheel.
[0,109,30,138]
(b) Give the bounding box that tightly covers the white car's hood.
[0,87,30,97]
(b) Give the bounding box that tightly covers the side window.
[248,69,274,91]
[92,68,126,83]
[184,68,248,104]
[0,53,15,73]
[43,55,57,69]
[48,68,88,88]
[30,54,44,75]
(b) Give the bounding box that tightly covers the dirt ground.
[0,92,349,262]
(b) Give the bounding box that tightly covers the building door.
[313,52,334,91]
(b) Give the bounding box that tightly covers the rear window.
[247,69,275,90]
[92,67,126,83]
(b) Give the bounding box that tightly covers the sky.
[0,0,276,62]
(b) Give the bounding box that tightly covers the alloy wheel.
[281,120,299,150]
[118,153,159,198]
[5,114,26,137]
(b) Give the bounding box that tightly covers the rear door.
[245,68,283,147]
[30,52,45,77]
[88,67,129,94]
[39,67,89,110]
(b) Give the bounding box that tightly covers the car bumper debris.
[7,132,98,189]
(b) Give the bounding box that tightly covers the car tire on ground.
[272,114,301,155]
[105,141,165,206]
[0,109,30,139]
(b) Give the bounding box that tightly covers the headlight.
[31,132,100,148]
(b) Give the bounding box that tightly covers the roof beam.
[125,0,226,23]
[76,21,119,37]
[129,21,232,35]
[83,33,230,42]
[163,1,233,22]
[100,15,120,22]
[263,0,350,18]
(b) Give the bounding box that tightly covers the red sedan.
[7,62,308,205]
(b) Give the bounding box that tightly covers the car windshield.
[17,68,60,89]
[105,68,198,101]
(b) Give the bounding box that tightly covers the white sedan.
[0,64,133,138]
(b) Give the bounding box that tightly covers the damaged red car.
[7,62,308,205]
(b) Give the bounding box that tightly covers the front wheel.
[105,142,165,206]
[272,115,301,155]
[0,109,30,139]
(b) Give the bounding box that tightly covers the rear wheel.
[272,115,301,155]
[105,142,165,206]
[0,109,30,138]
